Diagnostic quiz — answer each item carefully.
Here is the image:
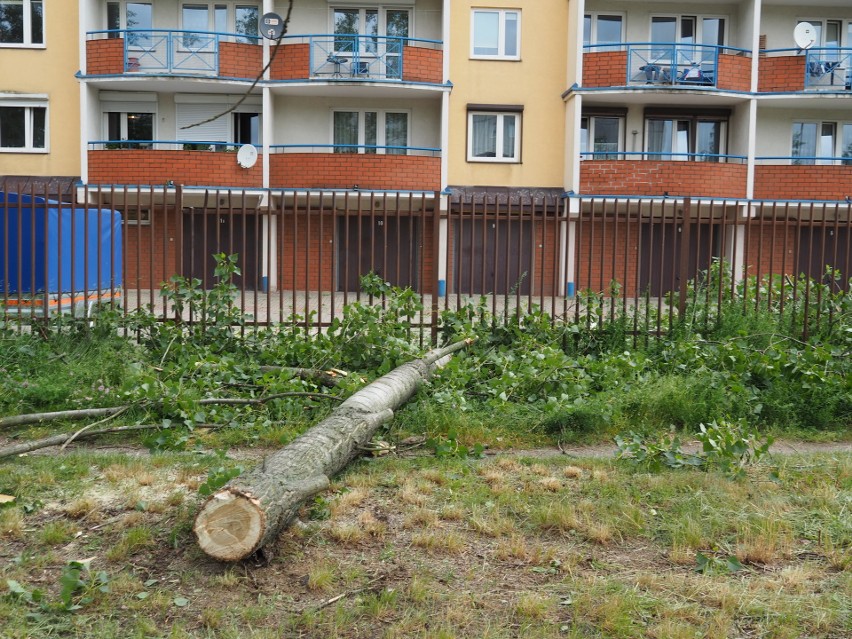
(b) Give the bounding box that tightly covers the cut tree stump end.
[194,490,266,562]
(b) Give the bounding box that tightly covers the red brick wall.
[219,42,262,79]
[716,53,751,92]
[88,150,263,188]
[582,51,627,87]
[744,224,797,280]
[270,154,440,191]
[277,210,437,294]
[269,43,309,80]
[402,46,442,83]
[758,56,805,92]
[754,166,852,201]
[122,207,181,289]
[86,39,124,75]
[574,220,641,296]
[580,161,747,198]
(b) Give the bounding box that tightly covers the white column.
[562,198,579,297]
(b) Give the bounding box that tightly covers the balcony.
[269,145,441,191]
[86,30,262,78]
[580,153,748,198]
[86,30,443,84]
[582,43,751,92]
[758,49,852,93]
[754,158,852,201]
[87,142,263,188]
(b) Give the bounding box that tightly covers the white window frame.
[329,6,411,39]
[470,8,521,60]
[580,115,624,160]
[0,96,48,153]
[649,14,727,47]
[179,3,260,42]
[644,116,728,162]
[583,12,624,49]
[330,108,411,154]
[466,110,521,163]
[102,110,157,149]
[0,0,44,48]
[791,120,852,165]
[796,18,852,47]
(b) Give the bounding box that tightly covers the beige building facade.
[1,0,81,181]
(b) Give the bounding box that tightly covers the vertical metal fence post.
[678,197,692,319]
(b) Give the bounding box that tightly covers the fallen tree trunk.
[193,338,474,562]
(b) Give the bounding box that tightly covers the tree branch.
[180,0,294,131]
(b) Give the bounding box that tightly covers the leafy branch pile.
[0,256,849,461]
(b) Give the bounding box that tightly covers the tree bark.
[193,338,473,562]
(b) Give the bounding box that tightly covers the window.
[583,14,622,50]
[0,0,43,46]
[580,115,623,159]
[650,15,725,62]
[0,101,46,151]
[792,121,852,165]
[332,109,409,155]
[180,3,258,45]
[467,110,520,162]
[105,111,154,149]
[471,9,520,60]
[106,2,152,46]
[331,7,409,76]
[645,112,727,161]
[234,112,260,146]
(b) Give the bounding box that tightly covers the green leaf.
[173,596,190,607]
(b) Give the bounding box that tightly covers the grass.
[0,448,848,638]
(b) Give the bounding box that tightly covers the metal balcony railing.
[87,29,261,76]
[270,144,441,157]
[302,34,442,80]
[627,43,723,87]
[756,155,852,166]
[89,141,254,151]
[804,48,852,90]
[581,151,747,163]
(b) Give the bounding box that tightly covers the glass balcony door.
[332,7,409,78]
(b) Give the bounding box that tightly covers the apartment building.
[2,0,849,297]
[1,0,81,192]
[565,0,851,295]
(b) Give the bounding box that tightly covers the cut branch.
[258,366,347,388]
[0,407,128,430]
[194,338,475,562]
[1,392,341,430]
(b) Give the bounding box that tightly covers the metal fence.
[2,181,850,342]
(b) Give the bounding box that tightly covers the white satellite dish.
[794,22,817,50]
[236,144,258,169]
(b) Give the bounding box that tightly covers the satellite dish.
[236,144,258,169]
[261,12,284,40]
[794,22,817,50]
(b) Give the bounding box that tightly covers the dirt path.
[2,437,849,461]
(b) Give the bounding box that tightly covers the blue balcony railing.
[89,140,251,151]
[804,48,852,90]
[756,155,852,166]
[270,144,440,157]
[627,43,720,87]
[301,34,442,80]
[87,29,261,76]
[581,151,747,163]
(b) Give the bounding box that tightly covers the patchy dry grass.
[0,448,849,638]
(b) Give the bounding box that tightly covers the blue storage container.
[0,192,123,294]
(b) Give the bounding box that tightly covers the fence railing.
[626,43,723,87]
[804,48,852,90]
[2,182,850,342]
[87,29,261,75]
